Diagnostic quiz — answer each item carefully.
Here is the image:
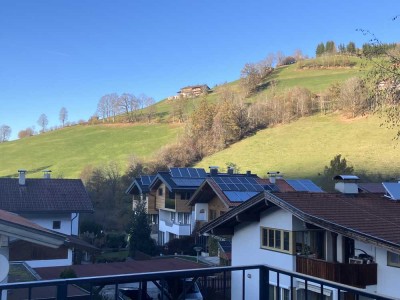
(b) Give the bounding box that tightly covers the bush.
[59,268,77,279]
[163,236,196,256]
[106,232,127,249]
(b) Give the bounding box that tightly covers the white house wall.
[20,213,74,235]
[194,203,208,221]
[231,207,296,300]
[353,240,400,298]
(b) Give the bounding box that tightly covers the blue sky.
[0,0,398,140]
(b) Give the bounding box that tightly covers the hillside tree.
[325,41,336,54]
[346,41,356,54]
[316,43,325,56]
[0,125,11,142]
[18,127,35,139]
[59,107,68,127]
[128,197,157,257]
[37,113,48,133]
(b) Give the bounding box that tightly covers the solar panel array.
[172,178,205,187]
[382,182,400,200]
[212,176,265,192]
[223,191,260,202]
[140,175,156,186]
[285,179,323,192]
[170,168,207,178]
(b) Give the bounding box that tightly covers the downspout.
[71,213,78,236]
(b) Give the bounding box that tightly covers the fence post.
[56,282,68,300]
[259,266,269,300]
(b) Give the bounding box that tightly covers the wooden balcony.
[296,255,377,288]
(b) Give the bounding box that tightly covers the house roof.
[0,178,93,213]
[201,191,400,254]
[0,209,65,248]
[149,168,207,192]
[125,175,156,195]
[35,258,207,279]
[188,176,267,208]
[358,182,386,194]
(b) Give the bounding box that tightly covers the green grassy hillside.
[0,123,183,178]
[0,57,370,179]
[196,114,400,180]
[152,56,365,119]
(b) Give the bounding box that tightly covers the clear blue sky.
[0,0,398,140]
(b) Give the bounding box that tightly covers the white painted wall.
[20,213,73,235]
[194,203,208,221]
[231,208,296,300]
[25,249,73,268]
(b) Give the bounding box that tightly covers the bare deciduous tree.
[0,124,11,142]
[59,107,68,127]
[37,113,48,133]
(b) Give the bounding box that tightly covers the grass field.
[196,113,400,180]
[0,123,183,178]
[0,57,373,180]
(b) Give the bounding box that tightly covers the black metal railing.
[0,264,394,300]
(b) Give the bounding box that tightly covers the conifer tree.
[128,197,157,257]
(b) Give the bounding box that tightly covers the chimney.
[227,166,234,175]
[18,169,26,185]
[267,171,280,184]
[333,175,359,194]
[209,166,219,176]
[246,170,251,176]
[43,170,52,179]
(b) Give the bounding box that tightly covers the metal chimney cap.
[18,169,27,173]
[333,175,360,181]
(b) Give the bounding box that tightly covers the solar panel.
[300,180,323,192]
[382,182,400,200]
[172,178,205,187]
[170,168,181,177]
[286,179,323,192]
[196,168,207,178]
[224,191,259,202]
[213,177,224,184]
[170,167,207,178]
[180,168,190,177]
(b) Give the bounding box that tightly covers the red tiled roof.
[268,192,400,246]
[0,178,93,213]
[0,209,53,234]
[35,258,207,279]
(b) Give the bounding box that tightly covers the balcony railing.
[0,264,392,300]
[296,255,377,288]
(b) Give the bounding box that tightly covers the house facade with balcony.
[0,170,93,268]
[147,168,207,245]
[200,178,400,299]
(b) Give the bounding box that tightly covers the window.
[209,209,217,221]
[170,212,175,222]
[158,188,163,196]
[52,221,61,230]
[295,230,325,259]
[261,227,293,253]
[388,251,400,267]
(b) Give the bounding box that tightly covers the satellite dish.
[0,254,9,282]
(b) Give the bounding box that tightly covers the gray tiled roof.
[0,178,93,213]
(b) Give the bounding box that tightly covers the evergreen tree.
[325,41,336,54]
[346,41,356,54]
[338,43,346,54]
[128,197,157,257]
[316,42,325,57]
